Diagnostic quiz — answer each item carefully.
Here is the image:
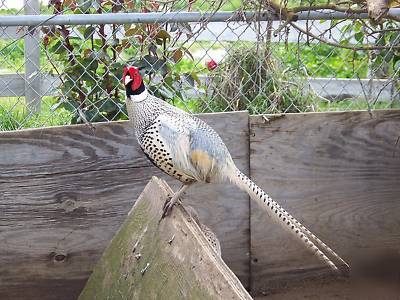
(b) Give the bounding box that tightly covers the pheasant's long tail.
[229,168,349,274]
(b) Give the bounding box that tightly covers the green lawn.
[316,99,400,112]
[0,97,71,131]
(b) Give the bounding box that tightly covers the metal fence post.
[24,0,41,113]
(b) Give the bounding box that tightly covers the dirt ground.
[254,277,400,300]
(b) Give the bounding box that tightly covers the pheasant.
[122,66,349,274]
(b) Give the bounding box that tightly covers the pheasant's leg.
[162,183,192,218]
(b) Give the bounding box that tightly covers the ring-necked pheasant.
[122,66,349,274]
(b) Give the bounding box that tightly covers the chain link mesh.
[0,0,399,131]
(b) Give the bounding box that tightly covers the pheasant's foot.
[159,184,192,221]
[161,196,181,218]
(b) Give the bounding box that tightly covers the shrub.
[203,46,319,114]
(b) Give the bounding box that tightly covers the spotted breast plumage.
[123,66,349,275]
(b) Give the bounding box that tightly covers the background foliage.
[0,0,398,130]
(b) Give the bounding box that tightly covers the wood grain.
[0,111,250,300]
[249,110,400,294]
[78,177,252,300]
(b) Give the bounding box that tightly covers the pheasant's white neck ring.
[129,89,148,102]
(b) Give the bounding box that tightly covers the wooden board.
[78,177,252,300]
[254,277,400,300]
[249,110,400,294]
[0,111,250,300]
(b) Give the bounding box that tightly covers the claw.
[162,197,173,218]
[161,197,181,218]
[159,184,191,221]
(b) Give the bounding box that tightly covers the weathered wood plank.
[254,277,400,300]
[0,111,250,300]
[249,110,400,294]
[78,177,252,300]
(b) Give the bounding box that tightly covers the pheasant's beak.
[124,74,132,85]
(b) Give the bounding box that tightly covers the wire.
[0,4,73,54]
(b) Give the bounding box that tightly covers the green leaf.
[81,69,97,82]
[77,26,87,35]
[155,29,171,40]
[183,73,194,86]
[389,32,399,44]
[100,99,118,113]
[98,50,111,63]
[82,48,92,58]
[341,24,352,33]
[354,32,364,43]
[376,35,385,46]
[125,26,142,36]
[190,71,200,85]
[163,76,173,87]
[142,55,168,75]
[354,20,362,32]
[77,0,92,13]
[155,38,164,45]
[81,109,97,122]
[339,38,350,46]
[56,98,80,112]
[87,85,101,96]
[384,51,393,63]
[49,40,65,54]
[71,115,79,124]
[84,26,96,39]
[394,60,400,72]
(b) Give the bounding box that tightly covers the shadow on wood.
[78,177,252,300]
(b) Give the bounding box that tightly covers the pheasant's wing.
[140,113,196,183]
[141,113,229,183]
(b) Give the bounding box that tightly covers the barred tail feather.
[230,168,349,274]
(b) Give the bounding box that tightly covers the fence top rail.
[0,9,399,26]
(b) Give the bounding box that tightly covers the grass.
[275,43,369,78]
[0,97,71,131]
[316,99,400,112]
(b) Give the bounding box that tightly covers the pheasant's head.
[123,66,147,100]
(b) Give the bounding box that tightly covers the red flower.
[206,59,218,71]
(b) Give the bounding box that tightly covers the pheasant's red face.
[123,66,142,91]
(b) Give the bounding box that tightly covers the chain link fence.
[0,0,399,131]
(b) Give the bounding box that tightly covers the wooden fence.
[1,110,400,299]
